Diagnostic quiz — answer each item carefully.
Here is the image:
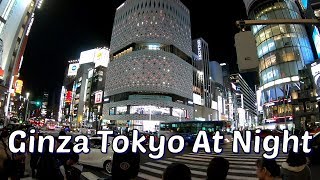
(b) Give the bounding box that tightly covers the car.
[310,127,320,136]
[79,137,114,174]
[255,129,284,139]
[306,132,320,165]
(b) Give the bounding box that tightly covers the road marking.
[183,154,287,161]
[138,172,162,180]
[175,156,285,164]
[146,162,256,175]
[155,160,257,170]
[81,172,100,180]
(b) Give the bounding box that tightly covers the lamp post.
[24,92,30,122]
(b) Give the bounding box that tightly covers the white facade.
[0,0,34,82]
[104,0,193,130]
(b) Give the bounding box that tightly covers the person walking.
[0,129,17,180]
[281,148,311,180]
[256,158,280,180]
[207,157,229,180]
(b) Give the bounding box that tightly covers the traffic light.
[36,101,41,106]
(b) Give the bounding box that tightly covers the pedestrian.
[56,130,74,166]
[30,131,41,178]
[280,148,311,180]
[207,157,229,180]
[109,145,140,180]
[36,141,63,180]
[60,153,83,180]
[0,128,18,180]
[162,163,191,180]
[256,157,280,180]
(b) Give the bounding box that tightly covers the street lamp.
[24,92,30,122]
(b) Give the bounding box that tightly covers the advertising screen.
[312,27,320,58]
[130,106,170,116]
[94,91,103,104]
[67,63,79,76]
[15,80,23,94]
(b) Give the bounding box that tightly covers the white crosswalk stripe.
[81,146,288,180]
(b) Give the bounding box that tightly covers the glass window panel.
[274,35,283,49]
[272,25,281,36]
[288,61,298,76]
[274,10,284,19]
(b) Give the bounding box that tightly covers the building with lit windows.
[103,0,193,132]
[0,0,42,122]
[243,0,315,126]
[230,73,257,129]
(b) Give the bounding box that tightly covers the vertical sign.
[95,91,103,104]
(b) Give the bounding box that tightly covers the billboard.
[14,80,23,94]
[312,27,320,58]
[95,91,103,104]
[235,31,259,72]
[67,63,79,76]
[79,49,96,65]
[79,48,110,67]
[94,48,109,67]
[65,91,72,103]
[193,93,202,105]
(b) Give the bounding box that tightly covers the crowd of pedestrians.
[0,127,314,180]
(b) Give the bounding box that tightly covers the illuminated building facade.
[244,0,315,125]
[103,0,193,132]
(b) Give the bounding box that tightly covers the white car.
[79,137,114,174]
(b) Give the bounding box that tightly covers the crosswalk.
[81,145,288,180]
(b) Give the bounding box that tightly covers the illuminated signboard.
[95,91,103,104]
[79,48,110,67]
[15,80,23,94]
[79,49,96,65]
[193,93,202,105]
[67,63,79,76]
[197,39,202,60]
[65,91,72,103]
[94,48,110,67]
[312,27,320,58]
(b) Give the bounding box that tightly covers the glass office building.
[244,0,315,123]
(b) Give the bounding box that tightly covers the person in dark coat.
[281,148,311,180]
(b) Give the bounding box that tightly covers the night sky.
[19,0,247,104]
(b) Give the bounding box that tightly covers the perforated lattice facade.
[105,50,193,99]
[110,0,192,57]
[104,0,193,122]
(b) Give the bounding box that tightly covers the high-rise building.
[103,0,193,132]
[243,0,315,125]
[0,0,42,121]
[192,38,211,107]
[41,91,48,117]
[230,73,257,129]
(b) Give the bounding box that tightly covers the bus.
[159,121,232,145]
